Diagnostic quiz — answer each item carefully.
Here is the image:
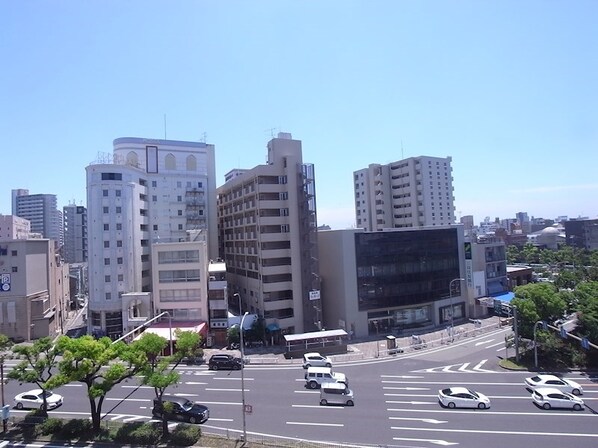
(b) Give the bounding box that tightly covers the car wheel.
[542,403,551,410]
[320,399,327,406]
[447,402,456,409]
[573,403,582,411]
[212,364,218,371]
[478,403,486,410]
[305,363,311,369]
[234,364,241,370]
[189,416,198,424]
[346,400,354,406]
[16,402,23,410]
[309,381,318,389]
[325,363,332,368]
[572,388,581,395]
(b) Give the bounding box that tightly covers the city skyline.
[1,1,597,229]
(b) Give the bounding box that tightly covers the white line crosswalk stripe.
[412,359,494,373]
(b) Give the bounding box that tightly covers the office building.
[86,137,217,338]
[0,214,31,240]
[354,156,455,231]
[317,226,469,338]
[216,132,320,334]
[63,204,87,263]
[565,218,598,250]
[12,189,63,244]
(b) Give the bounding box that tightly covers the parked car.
[532,387,585,411]
[524,374,583,395]
[14,389,63,410]
[438,387,491,409]
[320,381,354,406]
[152,395,209,424]
[208,353,243,370]
[302,352,332,369]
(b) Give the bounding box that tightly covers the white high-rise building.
[86,137,216,338]
[216,133,321,334]
[353,156,455,231]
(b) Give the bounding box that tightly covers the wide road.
[3,329,597,447]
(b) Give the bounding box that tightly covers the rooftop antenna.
[265,127,277,138]
[163,114,167,139]
[200,132,207,143]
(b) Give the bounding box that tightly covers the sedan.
[532,387,585,411]
[14,389,63,410]
[524,374,583,395]
[438,387,491,409]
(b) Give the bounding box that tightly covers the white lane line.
[391,426,598,438]
[287,421,344,427]
[475,339,495,346]
[389,417,447,424]
[487,341,504,349]
[393,437,457,446]
[292,404,345,409]
[205,388,248,392]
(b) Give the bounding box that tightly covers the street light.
[233,293,242,316]
[239,311,249,443]
[449,278,465,341]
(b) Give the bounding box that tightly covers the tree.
[511,283,567,339]
[135,329,202,436]
[50,335,145,433]
[8,337,60,415]
[573,281,598,344]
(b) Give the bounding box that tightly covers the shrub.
[59,419,93,440]
[115,422,161,445]
[38,417,63,435]
[168,423,201,446]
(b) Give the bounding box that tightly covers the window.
[103,224,109,231]
[103,206,109,213]
[177,210,183,216]
[117,257,123,264]
[152,195,157,201]
[102,172,122,181]
[178,224,183,230]
[116,206,122,214]
[103,189,109,197]
[116,223,122,231]
[153,225,158,231]
[115,189,121,197]
[152,181,157,187]
[105,292,112,300]
[177,196,182,202]
[118,274,124,281]
[105,275,111,282]
[12,266,17,273]
[104,241,110,248]
[11,250,17,256]
[104,258,110,265]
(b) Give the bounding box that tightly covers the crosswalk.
[412,359,495,373]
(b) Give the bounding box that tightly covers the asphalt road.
[3,329,597,447]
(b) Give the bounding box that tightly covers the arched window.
[126,151,139,167]
[186,154,197,171]
[165,153,176,170]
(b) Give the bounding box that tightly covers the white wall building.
[354,156,455,231]
[0,214,31,240]
[86,137,217,338]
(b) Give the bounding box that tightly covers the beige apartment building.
[354,156,456,231]
[0,238,69,341]
[216,133,321,334]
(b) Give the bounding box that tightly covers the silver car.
[532,387,584,411]
[438,387,491,409]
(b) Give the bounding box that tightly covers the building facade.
[0,238,69,341]
[63,204,88,263]
[0,214,31,240]
[12,189,63,245]
[565,218,598,250]
[317,226,469,338]
[353,156,455,231]
[216,133,320,334]
[86,137,217,339]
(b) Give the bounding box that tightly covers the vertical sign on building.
[0,274,10,292]
[464,242,473,288]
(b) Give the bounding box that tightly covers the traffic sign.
[244,404,253,414]
[560,326,567,339]
[581,337,590,350]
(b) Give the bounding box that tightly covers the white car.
[302,352,332,369]
[14,389,64,410]
[524,374,583,395]
[532,387,585,411]
[438,387,491,409]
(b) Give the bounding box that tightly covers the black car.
[208,353,243,370]
[152,395,209,424]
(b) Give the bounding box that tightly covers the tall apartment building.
[12,189,63,244]
[63,204,88,263]
[216,133,321,334]
[86,137,217,339]
[354,156,455,231]
[0,214,31,240]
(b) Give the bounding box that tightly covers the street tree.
[573,281,598,344]
[8,337,60,415]
[512,283,567,339]
[50,335,145,433]
[135,329,203,436]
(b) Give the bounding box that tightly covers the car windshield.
[468,390,480,398]
[40,391,54,398]
[180,400,194,411]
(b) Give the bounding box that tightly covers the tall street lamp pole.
[239,311,249,443]
[234,293,242,316]
[449,278,465,342]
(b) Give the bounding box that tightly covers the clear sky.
[1,1,596,229]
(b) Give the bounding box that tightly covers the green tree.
[573,281,598,344]
[135,330,203,436]
[511,283,567,339]
[554,270,579,290]
[8,337,60,415]
[50,335,145,433]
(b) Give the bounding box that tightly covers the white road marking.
[393,437,457,446]
[391,425,598,438]
[286,421,344,427]
[389,416,447,424]
[475,339,495,346]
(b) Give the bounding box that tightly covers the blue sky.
[1,1,596,229]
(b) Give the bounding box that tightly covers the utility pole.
[512,305,520,363]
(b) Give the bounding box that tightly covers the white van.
[305,366,347,389]
[320,382,354,406]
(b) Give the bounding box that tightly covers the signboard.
[581,337,590,350]
[560,326,567,339]
[244,404,253,414]
[0,273,10,292]
[1,404,9,420]
[309,290,320,301]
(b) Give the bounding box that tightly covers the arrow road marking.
[381,375,425,379]
[393,437,458,446]
[389,417,447,424]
